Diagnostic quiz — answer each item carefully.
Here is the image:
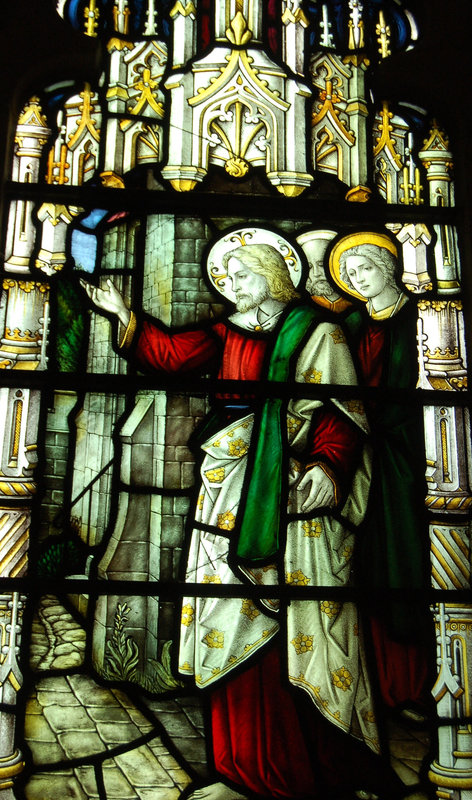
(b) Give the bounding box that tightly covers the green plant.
[144,641,184,693]
[103,602,139,681]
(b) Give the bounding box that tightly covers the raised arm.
[81,278,131,327]
[81,278,221,375]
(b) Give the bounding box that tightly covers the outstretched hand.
[80,278,131,327]
[296,464,336,513]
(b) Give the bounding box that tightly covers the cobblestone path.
[23,595,430,799]
[29,595,86,671]
[23,595,208,799]
[23,672,208,800]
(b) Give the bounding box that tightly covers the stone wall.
[39,391,77,542]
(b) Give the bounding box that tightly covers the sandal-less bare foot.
[186,782,248,800]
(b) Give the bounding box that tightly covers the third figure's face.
[345,255,387,299]
[227,257,270,312]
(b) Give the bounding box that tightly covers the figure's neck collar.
[229,299,286,331]
[368,292,408,320]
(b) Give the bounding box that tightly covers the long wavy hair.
[222,244,300,302]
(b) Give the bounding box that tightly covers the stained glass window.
[0,2,470,799]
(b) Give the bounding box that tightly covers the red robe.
[357,319,429,710]
[130,318,396,797]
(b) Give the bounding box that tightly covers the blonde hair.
[339,244,398,291]
[223,244,300,303]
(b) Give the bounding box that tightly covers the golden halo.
[206,227,303,302]
[329,232,398,302]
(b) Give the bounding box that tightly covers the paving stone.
[24,773,87,800]
[181,706,205,730]
[51,620,82,632]
[74,765,99,798]
[68,674,121,706]
[136,789,181,800]
[36,676,71,692]
[58,731,106,759]
[52,642,79,656]
[171,736,207,763]
[157,754,180,769]
[43,705,96,733]
[103,764,139,798]
[390,757,420,785]
[126,707,155,730]
[60,629,86,642]
[155,710,202,738]
[166,767,192,788]
[114,745,176,788]
[87,705,134,724]
[26,698,43,715]
[51,652,84,669]
[148,741,169,756]
[96,721,141,744]
[112,689,136,708]
[24,715,56,743]
[27,740,67,765]
[36,690,81,708]
[389,737,428,759]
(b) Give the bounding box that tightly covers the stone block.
[102,764,138,798]
[166,416,195,444]
[58,731,106,760]
[163,463,181,489]
[182,462,196,487]
[167,395,190,416]
[25,774,87,800]
[173,277,200,293]
[174,495,191,515]
[24,714,56,743]
[175,217,205,238]
[114,745,175,788]
[67,674,121,707]
[43,704,95,733]
[161,515,183,547]
[173,547,183,579]
[96,721,141,745]
[176,446,194,462]
[159,548,172,581]
[173,263,201,279]
[172,303,194,327]
[174,238,196,262]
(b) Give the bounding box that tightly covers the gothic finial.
[144,0,158,36]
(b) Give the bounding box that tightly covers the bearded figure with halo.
[82,226,403,800]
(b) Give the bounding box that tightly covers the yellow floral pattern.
[330,327,346,344]
[202,574,222,584]
[331,666,353,691]
[287,417,303,438]
[291,632,314,654]
[302,520,322,538]
[320,600,341,619]
[181,604,194,627]
[344,400,365,415]
[302,368,322,384]
[342,545,354,559]
[228,438,249,457]
[203,629,225,649]
[197,494,204,510]
[205,467,225,483]
[240,599,260,620]
[217,510,236,530]
[286,569,310,586]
